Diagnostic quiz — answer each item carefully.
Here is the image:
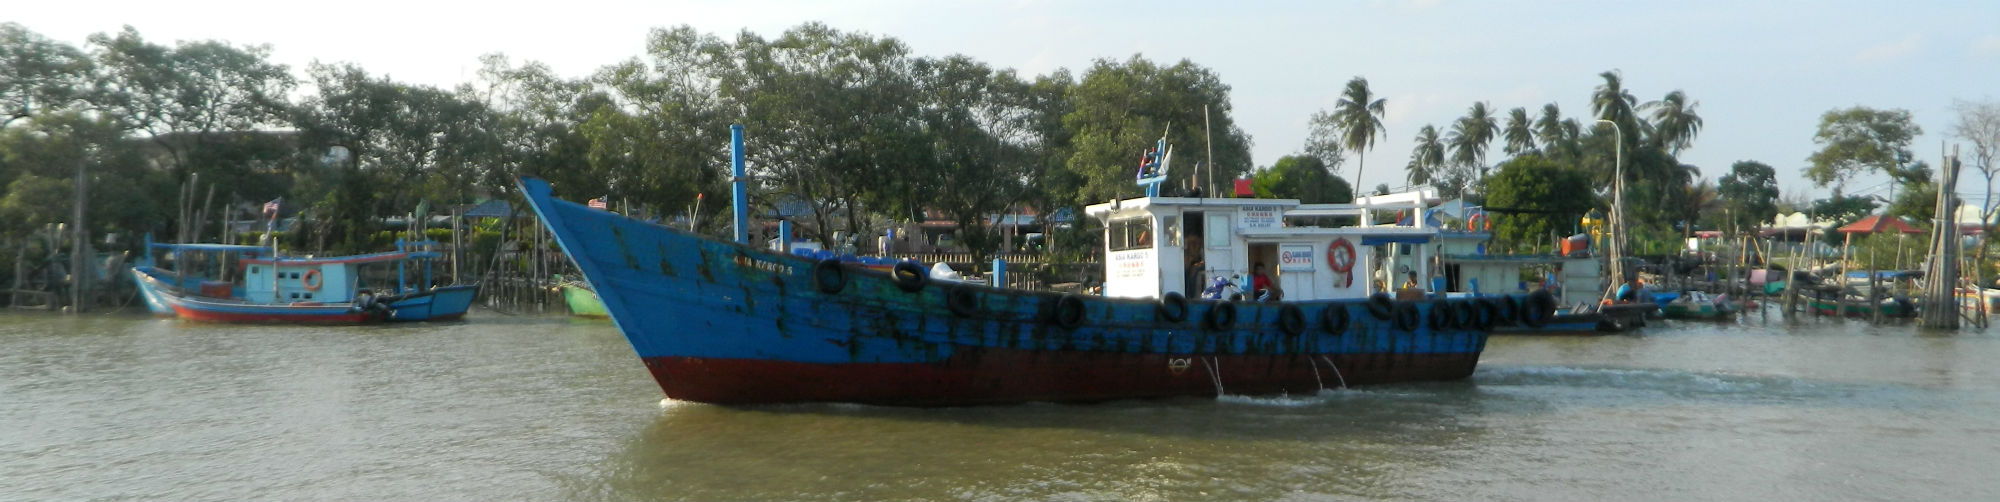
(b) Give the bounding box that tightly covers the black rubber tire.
[1496,296,1519,325]
[1157,292,1189,323]
[1320,304,1350,334]
[1522,290,1558,328]
[1480,298,1504,326]
[812,259,847,294]
[1475,298,1503,329]
[1277,305,1306,336]
[946,286,980,317]
[891,261,927,293]
[1366,293,1395,320]
[1428,300,1456,330]
[1054,294,1086,329]
[1206,301,1238,331]
[1393,302,1420,331]
[1454,301,1481,330]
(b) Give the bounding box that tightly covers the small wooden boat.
[558,279,608,318]
[1662,290,1738,320]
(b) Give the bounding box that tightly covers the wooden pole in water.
[1922,146,1963,329]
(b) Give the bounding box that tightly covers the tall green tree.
[1502,106,1535,156]
[1805,106,1921,190]
[0,23,93,126]
[1059,55,1252,207]
[1321,76,1384,198]
[906,55,1039,260]
[1534,103,1567,152]
[1251,155,1352,204]
[1485,155,1595,248]
[1644,90,1702,155]
[1591,70,1641,148]
[1444,101,1497,196]
[1406,125,1445,186]
[1717,160,1780,235]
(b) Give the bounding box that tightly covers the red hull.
[169,304,378,324]
[642,347,1480,406]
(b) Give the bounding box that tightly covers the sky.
[13,0,2000,205]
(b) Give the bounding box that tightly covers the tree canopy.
[1484,155,1595,247]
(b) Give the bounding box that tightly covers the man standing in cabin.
[1185,235,1205,296]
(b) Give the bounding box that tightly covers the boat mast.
[731,124,749,245]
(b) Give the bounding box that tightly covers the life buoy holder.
[1277,305,1306,336]
[1468,213,1490,232]
[1157,291,1189,323]
[1321,304,1350,334]
[1327,238,1357,288]
[301,269,323,291]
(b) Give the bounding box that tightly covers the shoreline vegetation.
[4,21,1996,306]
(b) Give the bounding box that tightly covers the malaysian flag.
[587,197,608,210]
[263,198,281,216]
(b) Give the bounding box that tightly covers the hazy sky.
[15,0,2000,203]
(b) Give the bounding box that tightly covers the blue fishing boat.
[130,237,477,323]
[519,126,1528,406]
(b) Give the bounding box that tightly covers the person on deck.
[1252,262,1275,301]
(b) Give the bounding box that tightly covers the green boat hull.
[562,284,608,318]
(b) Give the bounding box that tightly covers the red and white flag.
[263,198,281,216]
[587,198,608,210]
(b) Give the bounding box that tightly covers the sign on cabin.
[1238,206,1279,229]
[1109,250,1151,280]
[1278,244,1315,271]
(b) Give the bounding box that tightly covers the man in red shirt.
[1252,262,1274,301]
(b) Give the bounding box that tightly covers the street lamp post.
[1597,119,1624,301]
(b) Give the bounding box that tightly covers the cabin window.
[290,292,300,299]
[249,266,259,274]
[1161,215,1181,247]
[1108,217,1153,251]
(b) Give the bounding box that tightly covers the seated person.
[1251,262,1278,301]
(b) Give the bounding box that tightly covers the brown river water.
[4,308,1997,501]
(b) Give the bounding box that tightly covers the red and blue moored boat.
[518,126,1536,406]
[131,238,476,323]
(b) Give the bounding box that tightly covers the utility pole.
[70,155,89,313]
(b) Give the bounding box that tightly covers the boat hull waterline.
[519,177,1508,406]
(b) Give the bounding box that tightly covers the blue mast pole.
[731,124,749,245]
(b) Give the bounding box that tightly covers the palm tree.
[1446,102,1498,179]
[1407,125,1445,185]
[1645,90,1703,155]
[1534,103,1564,150]
[1591,70,1640,147]
[1503,107,1535,156]
[1332,77,1387,199]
